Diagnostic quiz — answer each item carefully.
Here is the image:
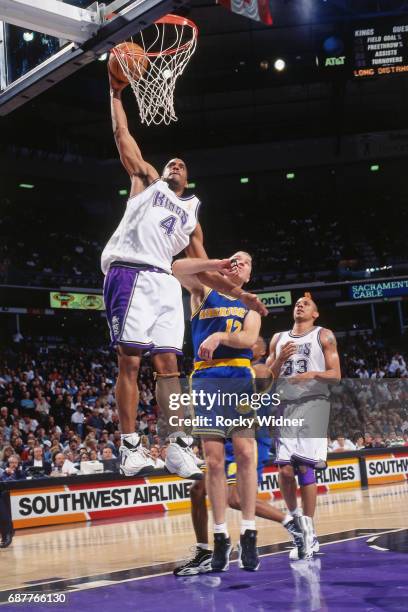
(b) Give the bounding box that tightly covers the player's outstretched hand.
[240,292,268,317]
[210,258,237,273]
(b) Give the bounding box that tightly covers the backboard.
[0,0,188,115]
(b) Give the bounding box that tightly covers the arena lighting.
[118,189,128,196]
[273,58,286,72]
[98,53,108,61]
[187,181,196,189]
[22,31,34,42]
[286,172,295,180]
[240,177,249,184]
[370,164,380,172]
[19,183,34,189]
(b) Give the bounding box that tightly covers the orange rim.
[115,14,198,59]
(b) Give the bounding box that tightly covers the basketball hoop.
[112,15,198,126]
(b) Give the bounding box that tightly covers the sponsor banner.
[11,476,193,529]
[10,459,361,529]
[259,458,361,498]
[256,291,292,309]
[365,452,408,486]
[50,292,104,310]
[349,279,408,300]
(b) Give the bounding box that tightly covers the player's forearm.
[110,89,129,136]
[265,357,282,380]
[173,258,220,276]
[197,272,243,299]
[310,370,341,383]
[216,331,257,350]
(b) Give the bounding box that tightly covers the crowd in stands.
[0,332,407,481]
[1,194,407,289]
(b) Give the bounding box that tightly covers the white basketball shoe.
[165,434,203,480]
[119,435,156,476]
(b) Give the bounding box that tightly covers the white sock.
[214,523,229,537]
[197,543,209,550]
[240,519,256,534]
[290,507,303,518]
[282,513,293,526]
[121,433,140,447]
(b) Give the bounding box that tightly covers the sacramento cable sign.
[349,279,408,300]
[256,291,292,308]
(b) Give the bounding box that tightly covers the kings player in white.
[266,294,341,559]
[102,67,267,480]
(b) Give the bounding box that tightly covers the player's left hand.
[240,292,268,317]
[198,333,221,360]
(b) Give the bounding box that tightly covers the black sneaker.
[285,518,305,559]
[211,534,233,572]
[237,529,260,571]
[174,547,213,576]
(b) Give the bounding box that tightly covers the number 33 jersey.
[101,179,200,274]
[275,327,329,400]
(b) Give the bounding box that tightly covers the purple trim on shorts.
[110,261,168,274]
[118,340,154,350]
[291,453,321,467]
[103,266,139,345]
[151,347,183,355]
[274,459,292,466]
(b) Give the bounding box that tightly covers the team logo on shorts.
[112,316,121,337]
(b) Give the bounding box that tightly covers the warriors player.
[172,252,261,570]
[266,294,341,558]
[102,70,267,479]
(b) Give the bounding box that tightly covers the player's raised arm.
[109,70,159,193]
[198,310,261,361]
[184,225,268,317]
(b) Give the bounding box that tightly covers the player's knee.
[279,464,295,481]
[297,465,316,487]
[117,352,140,378]
[152,352,178,375]
[233,443,254,468]
[227,486,241,510]
[205,454,224,474]
[190,480,206,503]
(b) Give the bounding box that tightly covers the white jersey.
[101,179,200,274]
[275,326,329,401]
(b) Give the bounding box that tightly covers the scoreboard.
[353,19,408,77]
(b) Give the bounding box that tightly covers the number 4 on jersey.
[160,215,177,236]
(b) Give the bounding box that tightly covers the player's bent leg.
[278,464,309,560]
[153,353,202,480]
[116,346,155,476]
[174,480,212,576]
[203,438,232,572]
[232,435,259,571]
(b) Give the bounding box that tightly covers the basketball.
[108,42,149,83]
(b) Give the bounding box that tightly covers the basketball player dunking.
[266,294,341,559]
[102,71,267,479]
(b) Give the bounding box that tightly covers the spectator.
[71,405,85,437]
[1,454,26,481]
[23,446,52,476]
[331,436,356,452]
[149,446,165,469]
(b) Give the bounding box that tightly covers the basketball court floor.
[1,482,407,610]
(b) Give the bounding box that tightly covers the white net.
[113,15,197,126]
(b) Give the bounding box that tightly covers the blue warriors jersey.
[191,290,252,363]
